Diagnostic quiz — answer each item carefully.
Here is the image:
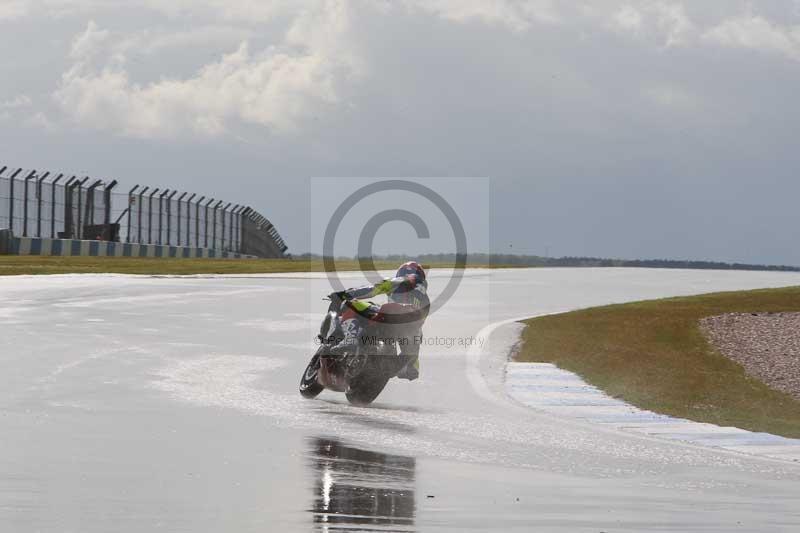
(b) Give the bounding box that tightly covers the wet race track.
[3,268,800,532]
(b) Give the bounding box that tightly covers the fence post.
[87,179,103,234]
[220,202,232,251]
[64,177,77,237]
[8,169,23,233]
[195,196,204,248]
[126,185,139,243]
[74,177,83,238]
[228,204,236,252]
[85,179,103,235]
[64,176,79,239]
[238,206,247,253]
[236,205,245,253]
[50,174,63,238]
[204,198,214,248]
[176,192,187,246]
[212,200,223,250]
[229,204,239,253]
[220,202,233,250]
[166,190,177,246]
[136,186,148,243]
[35,172,50,237]
[233,207,240,253]
[211,201,218,249]
[22,170,36,236]
[147,188,159,244]
[103,180,118,240]
[63,177,76,238]
[185,193,196,247]
[240,207,251,254]
[158,189,169,245]
[76,177,89,239]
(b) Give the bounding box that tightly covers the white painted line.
[506,361,800,462]
[466,315,534,407]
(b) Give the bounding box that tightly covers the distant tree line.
[294,252,800,272]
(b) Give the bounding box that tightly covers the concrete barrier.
[6,232,256,259]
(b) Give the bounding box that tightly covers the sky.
[1,0,799,264]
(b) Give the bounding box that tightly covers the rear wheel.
[344,342,395,406]
[299,348,325,399]
[345,372,390,406]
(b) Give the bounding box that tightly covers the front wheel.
[299,348,324,399]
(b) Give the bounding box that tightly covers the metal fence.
[0,164,288,257]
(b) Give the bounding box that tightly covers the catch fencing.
[0,163,288,257]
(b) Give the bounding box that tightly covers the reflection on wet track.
[308,438,416,532]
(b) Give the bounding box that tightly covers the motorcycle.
[299,293,412,405]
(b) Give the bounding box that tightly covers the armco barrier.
[8,233,256,259]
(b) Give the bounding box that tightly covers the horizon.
[298,251,800,270]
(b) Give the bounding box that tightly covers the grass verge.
[516,286,800,438]
[0,255,526,276]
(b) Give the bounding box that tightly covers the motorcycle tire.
[299,348,325,399]
[345,356,391,406]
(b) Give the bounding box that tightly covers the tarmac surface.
[2,268,800,532]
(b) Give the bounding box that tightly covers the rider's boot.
[396,355,419,381]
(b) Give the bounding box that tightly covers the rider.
[329,261,429,380]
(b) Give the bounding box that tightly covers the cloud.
[32,0,800,143]
[402,0,561,31]
[644,83,697,109]
[27,111,58,131]
[1,0,114,21]
[0,94,32,109]
[116,26,254,57]
[609,2,693,47]
[139,0,315,23]
[654,2,693,46]
[53,1,361,139]
[2,0,313,24]
[703,16,800,61]
[0,0,28,21]
[613,5,643,32]
[608,4,800,59]
[0,94,33,122]
[400,1,694,46]
[69,18,108,59]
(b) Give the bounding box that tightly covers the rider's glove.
[330,290,350,301]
